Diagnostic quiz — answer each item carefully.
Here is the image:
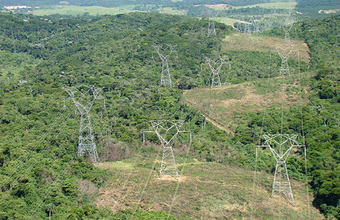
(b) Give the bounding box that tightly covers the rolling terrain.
[0,4,339,220]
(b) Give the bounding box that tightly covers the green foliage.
[0,10,339,219]
[248,14,340,218]
[272,15,340,68]
[296,0,340,15]
[0,12,232,218]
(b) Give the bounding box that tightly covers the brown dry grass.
[183,77,308,133]
[94,161,134,171]
[95,161,324,219]
[158,175,189,183]
[185,83,299,116]
[223,33,310,63]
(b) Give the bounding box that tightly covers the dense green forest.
[0,10,339,219]
[296,0,340,9]
[0,12,233,219]
[295,0,340,15]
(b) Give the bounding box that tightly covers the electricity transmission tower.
[276,44,293,75]
[152,44,177,88]
[258,134,304,206]
[207,19,216,37]
[205,9,217,37]
[283,26,293,44]
[244,23,251,35]
[276,21,293,75]
[148,120,186,178]
[206,56,227,88]
[282,7,294,41]
[63,85,102,163]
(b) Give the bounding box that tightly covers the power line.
[0,105,77,216]
[0,91,69,195]
[167,133,192,219]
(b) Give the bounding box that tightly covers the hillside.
[222,33,310,62]
[185,15,340,219]
[0,10,339,220]
[95,152,323,219]
[184,76,309,133]
[296,0,340,14]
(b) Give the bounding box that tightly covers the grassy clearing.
[234,2,297,9]
[30,5,188,17]
[95,161,135,171]
[183,75,309,131]
[30,5,137,16]
[204,2,296,10]
[96,152,323,219]
[211,17,245,26]
[223,33,310,63]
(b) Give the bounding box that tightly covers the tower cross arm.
[62,87,86,114]
[276,46,293,58]
[206,57,222,73]
[152,44,177,60]
[62,86,74,95]
[166,44,177,52]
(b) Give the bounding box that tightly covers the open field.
[30,5,188,17]
[223,33,310,63]
[234,2,297,9]
[30,5,138,16]
[95,151,323,219]
[211,17,248,26]
[204,2,296,10]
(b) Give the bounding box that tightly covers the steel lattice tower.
[207,20,216,37]
[150,120,185,178]
[259,134,303,206]
[276,23,293,76]
[152,44,176,88]
[63,85,102,163]
[282,10,294,45]
[206,56,226,89]
[276,44,292,76]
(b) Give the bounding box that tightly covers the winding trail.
[184,96,234,136]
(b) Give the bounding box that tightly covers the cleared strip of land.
[95,158,322,219]
[223,33,310,63]
[204,2,297,10]
[234,2,297,9]
[184,75,309,132]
